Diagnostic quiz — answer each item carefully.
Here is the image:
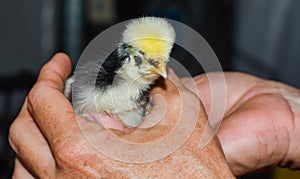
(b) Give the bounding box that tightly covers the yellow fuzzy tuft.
[133,38,169,56]
[122,17,175,58]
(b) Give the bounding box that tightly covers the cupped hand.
[9,54,234,178]
[184,72,300,176]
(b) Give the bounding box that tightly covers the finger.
[217,94,292,175]
[164,70,201,103]
[37,53,72,90]
[166,68,182,86]
[9,100,55,178]
[26,53,83,154]
[151,68,184,95]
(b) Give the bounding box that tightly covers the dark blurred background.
[1,0,300,178]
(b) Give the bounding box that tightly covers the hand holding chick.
[9,53,234,178]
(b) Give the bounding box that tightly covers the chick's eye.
[134,56,142,66]
[149,59,160,68]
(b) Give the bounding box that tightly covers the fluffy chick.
[64,17,175,128]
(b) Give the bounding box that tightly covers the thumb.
[37,53,72,91]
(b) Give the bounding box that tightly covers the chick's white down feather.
[64,17,175,128]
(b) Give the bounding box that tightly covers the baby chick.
[64,17,175,128]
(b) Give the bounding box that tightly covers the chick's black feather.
[136,89,150,107]
[95,44,130,89]
[94,43,151,119]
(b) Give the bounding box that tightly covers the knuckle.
[27,87,39,110]
[54,141,97,174]
[8,122,17,150]
[8,118,23,152]
[27,83,47,113]
[54,138,85,167]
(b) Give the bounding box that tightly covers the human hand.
[9,53,234,178]
[183,72,300,176]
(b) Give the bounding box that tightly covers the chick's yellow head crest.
[122,17,175,59]
[133,38,169,57]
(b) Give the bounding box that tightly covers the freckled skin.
[104,127,232,178]
[84,77,234,178]
[13,54,300,178]
[9,54,234,178]
[183,72,300,176]
[10,54,300,178]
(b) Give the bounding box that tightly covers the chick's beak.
[148,59,167,79]
[158,63,168,79]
